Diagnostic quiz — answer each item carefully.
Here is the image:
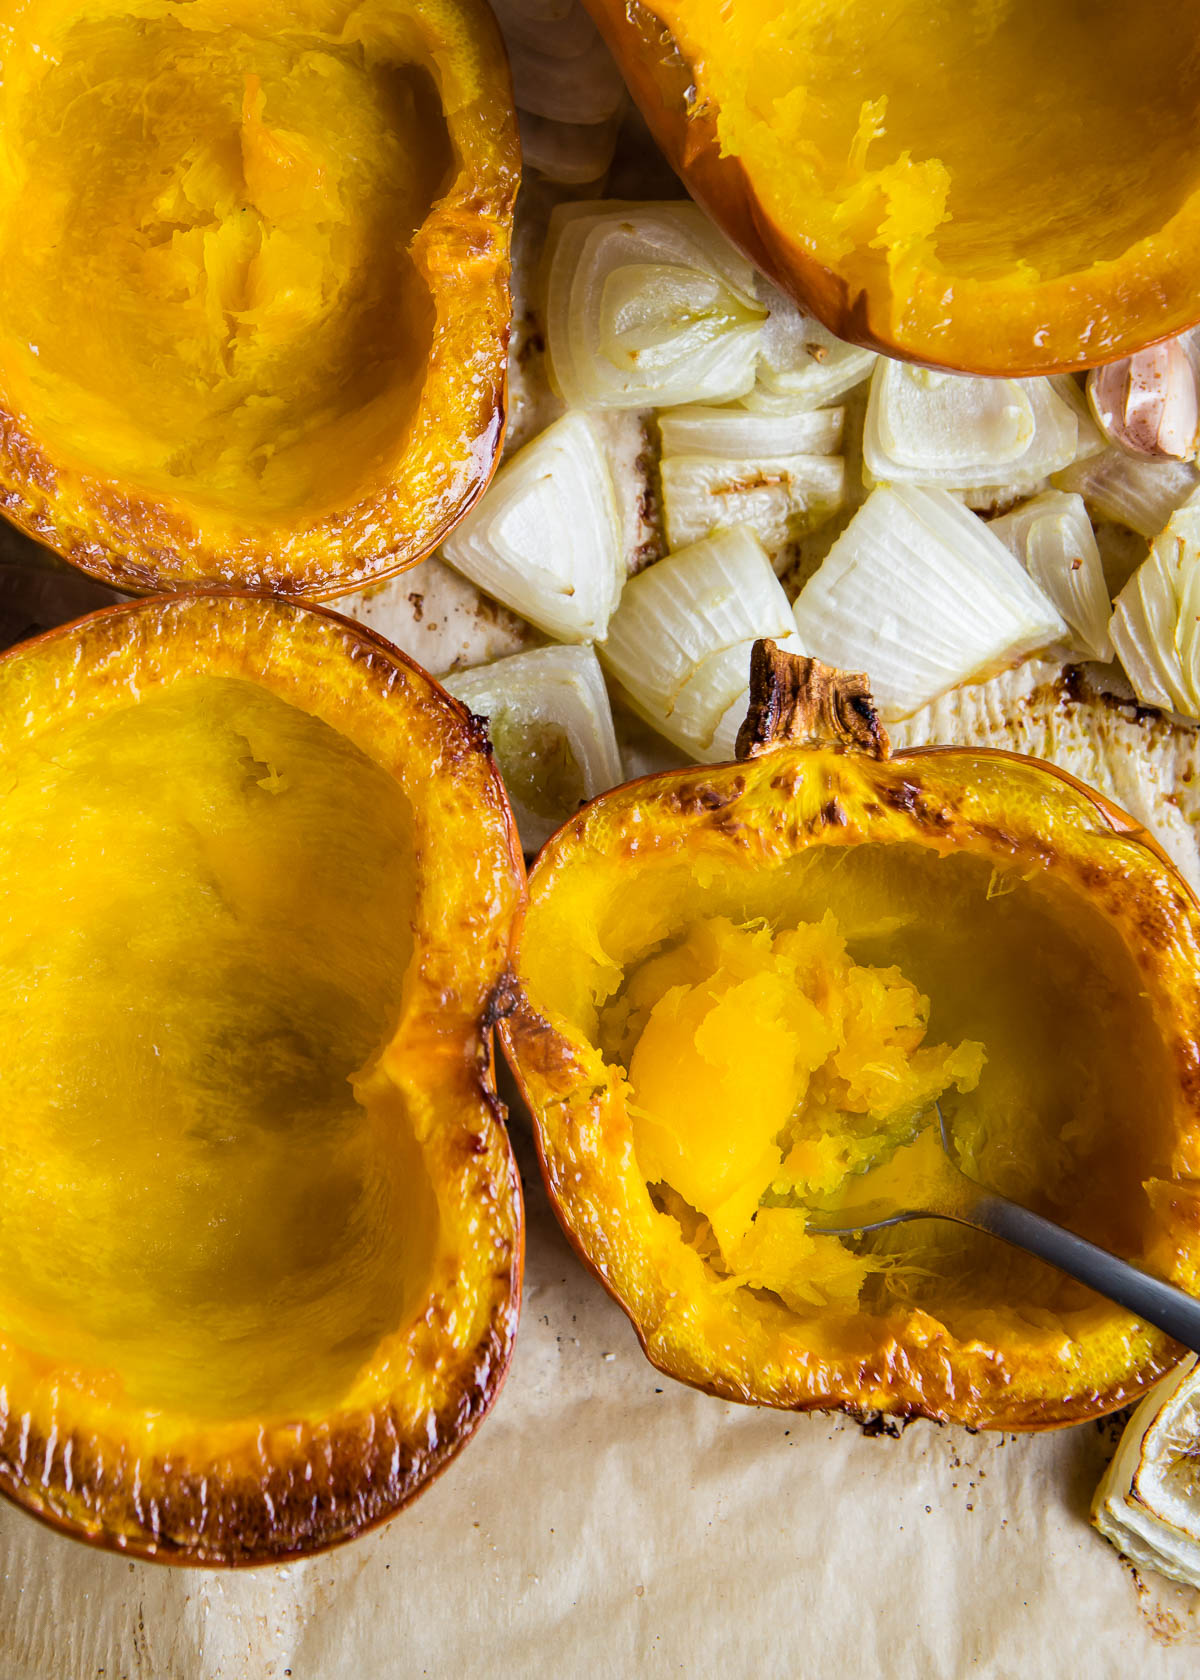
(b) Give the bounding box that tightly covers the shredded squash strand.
[606,913,984,1309]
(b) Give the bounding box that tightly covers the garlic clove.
[1087,340,1200,463]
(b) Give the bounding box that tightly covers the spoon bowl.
[805,1104,1200,1355]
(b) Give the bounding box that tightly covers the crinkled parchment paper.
[2,98,1200,1680]
[1,1103,1199,1680]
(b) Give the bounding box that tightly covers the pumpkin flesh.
[0,678,434,1421]
[587,0,1200,373]
[506,746,1200,1428]
[0,0,518,595]
[0,596,524,1561]
[603,910,986,1307]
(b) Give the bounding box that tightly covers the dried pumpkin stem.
[734,639,890,761]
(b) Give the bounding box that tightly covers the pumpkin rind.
[0,594,525,1563]
[0,0,519,599]
[502,737,1200,1430]
[585,0,1200,376]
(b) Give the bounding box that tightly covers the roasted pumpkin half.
[502,646,1200,1430]
[0,594,524,1563]
[586,0,1200,374]
[0,0,517,597]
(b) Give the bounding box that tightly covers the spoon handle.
[957,1190,1200,1354]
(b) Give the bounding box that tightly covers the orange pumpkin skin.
[502,661,1200,1430]
[0,0,518,599]
[0,595,525,1563]
[584,0,1200,376]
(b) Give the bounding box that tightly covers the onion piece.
[600,525,800,757]
[491,0,626,124]
[989,491,1113,662]
[657,404,843,460]
[877,368,1035,469]
[792,485,1066,719]
[863,362,1078,490]
[660,454,846,565]
[656,403,846,561]
[707,686,756,765]
[492,0,624,183]
[1054,446,1200,538]
[491,0,608,60]
[1048,374,1108,462]
[669,637,786,762]
[1110,505,1200,717]
[517,109,623,186]
[1092,1355,1200,1590]
[545,203,766,409]
[508,46,624,125]
[739,383,849,417]
[755,282,877,409]
[445,645,623,851]
[442,412,624,642]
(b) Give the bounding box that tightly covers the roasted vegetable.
[503,644,1200,1428]
[0,594,524,1562]
[0,0,518,597]
[584,0,1200,373]
[1093,1355,1200,1587]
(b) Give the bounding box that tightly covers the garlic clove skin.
[1088,340,1200,463]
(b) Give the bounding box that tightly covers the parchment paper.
[0,545,1193,1680]
[0,559,1195,1675]
[1,36,1199,1680]
[1,1100,1198,1680]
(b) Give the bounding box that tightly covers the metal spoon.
[804,1103,1200,1353]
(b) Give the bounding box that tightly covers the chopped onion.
[755,282,877,409]
[442,412,624,642]
[792,485,1066,719]
[493,0,624,182]
[660,454,846,564]
[657,404,843,460]
[508,45,624,126]
[445,645,623,851]
[1048,374,1108,462]
[863,362,1078,490]
[600,525,800,758]
[1110,504,1200,717]
[656,403,846,561]
[876,368,1035,469]
[989,491,1113,661]
[1181,327,1200,387]
[518,109,623,186]
[1093,1356,1200,1589]
[668,637,783,761]
[1054,446,1200,537]
[603,525,793,699]
[491,0,626,125]
[492,0,608,61]
[739,383,846,417]
[545,202,767,409]
[707,685,757,765]
[957,478,1056,514]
